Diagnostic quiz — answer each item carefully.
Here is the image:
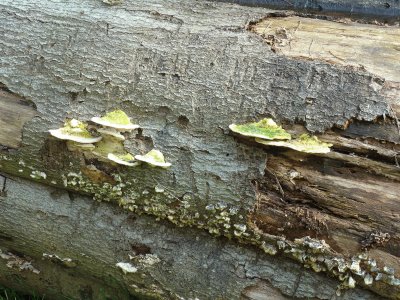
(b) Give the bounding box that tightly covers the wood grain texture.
[250,15,400,82]
[0,177,379,300]
[0,88,37,148]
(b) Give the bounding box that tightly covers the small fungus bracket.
[48,109,171,169]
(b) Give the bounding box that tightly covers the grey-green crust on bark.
[0,176,380,300]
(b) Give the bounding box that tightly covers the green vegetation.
[0,286,43,300]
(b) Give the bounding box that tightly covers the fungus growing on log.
[107,153,138,167]
[97,127,126,141]
[115,262,137,274]
[91,109,139,131]
[49,119,102,144]
[49,111,142,167]
[135,149,171,168]
[91,136,126,161]
[66,142,96,152]
[256,134,333,153]
[89,110,140,165]
[229,118,291,140]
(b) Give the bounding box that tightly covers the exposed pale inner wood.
[251,146,400,277]
[252,16,400,82]
[0,90,37,148]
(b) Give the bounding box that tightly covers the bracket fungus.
[135,149,172,168]
[49,119,102,144]
[91,136,126,160]
[116,262,137,274]
[89,110,140,166]
[229,118,291,140]
[49,110,174,170]
[97,128,125,141]
[256,134,333,154]
[91,109,139,131]
[107,153,139,167]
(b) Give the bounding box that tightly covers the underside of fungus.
[91,110,140,131]
[256,134,333,154]
[107,153,139,167]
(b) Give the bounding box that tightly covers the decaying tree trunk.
[0,0,399,299]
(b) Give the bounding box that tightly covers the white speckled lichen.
[0,153,399,297]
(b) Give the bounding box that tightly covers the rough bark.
[0,0,399,299]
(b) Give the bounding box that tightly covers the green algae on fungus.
[91,137,126,160]
[49,119,102,143]
[135,150,171,168]
[108,153,138,167]
[229,118,291,140]
[91,110,139,130]
[256,134,332,153]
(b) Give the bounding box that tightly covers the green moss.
[0,285,42,300]
[229,118,291,140]
[101,110,131,125]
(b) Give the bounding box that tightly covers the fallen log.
[0,0,399,299]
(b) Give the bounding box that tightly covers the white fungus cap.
[91,110,139,130]
[107,153,139,167]
[91,117,139,130]
[116,262,137,274]
[49,129,102,144]
[134,149,171,168]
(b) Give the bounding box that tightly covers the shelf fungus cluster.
[229,118,332,154]
[48,110,171,168]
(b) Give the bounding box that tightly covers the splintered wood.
[251,141,400,276]
[251,16,400,82]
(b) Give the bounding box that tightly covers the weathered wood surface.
[0,0,399,299]
[0,85,37,148]
[250,14,400,82]
[0,176,380,300]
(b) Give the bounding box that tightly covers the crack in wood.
[0,175,6,197]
